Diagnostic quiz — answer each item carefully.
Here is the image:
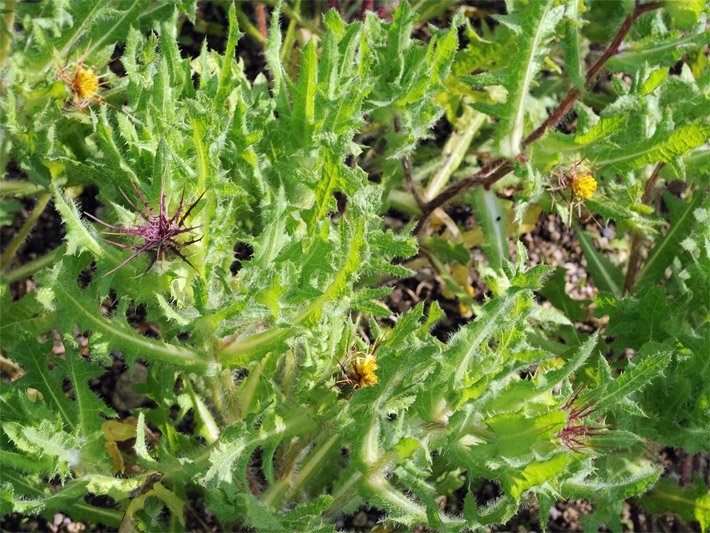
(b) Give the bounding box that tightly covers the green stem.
[264,432,339,508]
[2,245,62,283]
[285,432,338,499]
[216,3,241,103]
[0,193,50,273]
[623,162,664,293]
[260,0,323,37]
[0,181,47,196]
[280,0,301,64]
[235,5,267,46]
[424,109,487,202]
[237,354,269,419]
[281,349,297,398]
[218,327,291,367]
[388,189,422,215]
[328,470,363,514]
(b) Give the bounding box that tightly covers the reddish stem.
[360,0,374,20]
[255,3,268,40]
[524,1,662,148]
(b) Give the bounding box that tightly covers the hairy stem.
[424,109,487,202]
[623,162,665,292]
[217,327,291,366]
[264,432,339,508]
[0,181,46,196]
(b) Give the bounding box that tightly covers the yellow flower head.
[352,354,378,388]
[75,68,99,100]
[572,174,597,200]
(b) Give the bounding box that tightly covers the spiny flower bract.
[86,181,205,276]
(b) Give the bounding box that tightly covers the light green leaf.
[53,184,105,258]
[596,121,710,171]
[663,0,706,29]
[135,412,156,463]
[641,68,669,96]
[505,453,570,500]
[606,31,710,72]
[470,188,508,272]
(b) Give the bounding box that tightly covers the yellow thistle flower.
[75,68,99,100]
[571,174,597,200]
[352,354,378,388]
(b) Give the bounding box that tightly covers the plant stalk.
[2,245,63,283]
[280,0,301,64]
[260,0,323,37]
[0,181,47,196]
[235,5,267,46]
[0,193,51,273]
[424,108,487,202]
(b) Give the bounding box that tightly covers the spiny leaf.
[596,121,710,172]
[53,184,108,259]
[497,0,565,157]
[606,30,710,72]
[581,343,673,413]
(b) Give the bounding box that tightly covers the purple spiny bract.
[557,387,610,452]
[85,180,205,277]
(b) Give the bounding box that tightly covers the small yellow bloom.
[75,68,99,100]
[571,174,597,200]
[352,354,378,388]
[458,284,475,317]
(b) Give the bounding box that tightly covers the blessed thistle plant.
[1,0,709,532]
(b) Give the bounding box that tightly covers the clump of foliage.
[1,0,708,531]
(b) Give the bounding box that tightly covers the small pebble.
[352,511,368,527]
